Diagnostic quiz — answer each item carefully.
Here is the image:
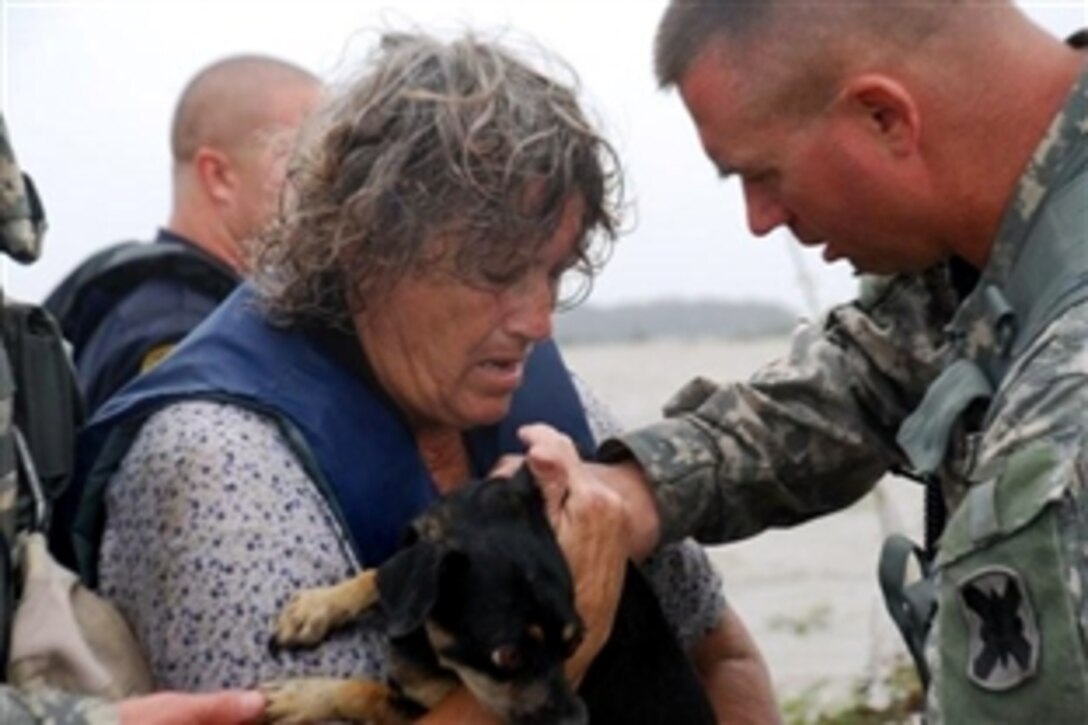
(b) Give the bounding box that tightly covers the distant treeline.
[554,298,798,346]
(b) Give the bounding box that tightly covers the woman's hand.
[586,458,661,562]
[692,608,782,724]
[518,424,629,685]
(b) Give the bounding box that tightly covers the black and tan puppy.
[262,466,715,724]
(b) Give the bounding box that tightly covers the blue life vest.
[63,285,595,584]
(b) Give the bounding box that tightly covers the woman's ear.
[838,73,921,157]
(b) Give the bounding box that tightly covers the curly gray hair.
[251,31,623,329]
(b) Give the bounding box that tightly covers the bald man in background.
[45,54,322,413]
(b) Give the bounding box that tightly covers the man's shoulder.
[1001,299,1088,403]
[44,238,156,341]
[47,238,235,349]
[111,270,226,318]
[102,238,236,319]
[80,272,226,374]
[980,299,1088,475]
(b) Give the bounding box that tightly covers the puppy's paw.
[274,571,379,649]
[274,585,356,647]
[261,678,341,723]
[261,677,406,724]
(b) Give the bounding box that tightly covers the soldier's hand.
[506,425,662,562]
[587,458,661,562]
[518,423,629,685]
[118,689,265,725]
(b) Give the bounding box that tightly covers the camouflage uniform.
[606,63,1088,719]
[1,114,121,724]
[0,115,43,265]
[0,688,117,725]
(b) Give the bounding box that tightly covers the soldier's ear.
[837,73,921,158]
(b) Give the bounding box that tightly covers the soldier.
[533,1,1088,722]
[45,55,323,414]
[2,114,266,724]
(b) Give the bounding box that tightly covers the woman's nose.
[505,274,555,341]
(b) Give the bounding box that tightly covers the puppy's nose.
[514,699,587,725]
[513,676,587,725]
[552,697,588,725]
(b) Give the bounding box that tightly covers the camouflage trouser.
[0,687,118,725]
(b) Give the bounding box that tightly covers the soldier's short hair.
[653,0,979,117]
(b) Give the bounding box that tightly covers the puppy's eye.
[491,644,522,671]
[562,623,584,657]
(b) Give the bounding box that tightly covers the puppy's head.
[378,466,586,724]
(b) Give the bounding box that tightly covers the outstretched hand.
[517,424,629,685]
[118,689,265,725]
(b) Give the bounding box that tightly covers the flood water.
[564,336,925,705]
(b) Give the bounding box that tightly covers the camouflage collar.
[984,62,1088,283]
[897,64,1088,474]
[947,63,1088,362]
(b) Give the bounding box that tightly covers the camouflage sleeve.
[0,687,119,725]
[602,267,960,546]
[1069,432,1088,646]
[0,113,45,264]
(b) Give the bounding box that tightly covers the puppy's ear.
[506,464,543,500]
[508,463,536,487]
[377,541,443,637]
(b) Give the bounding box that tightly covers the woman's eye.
[481,269,520,287]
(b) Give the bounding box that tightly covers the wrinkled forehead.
[412,193,586,272]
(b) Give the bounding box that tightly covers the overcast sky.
[3,0,1086,314]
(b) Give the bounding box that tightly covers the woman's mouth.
[476,358,525,390]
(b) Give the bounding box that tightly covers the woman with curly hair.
[70,31,776,723]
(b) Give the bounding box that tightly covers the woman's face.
[354,196,585,431]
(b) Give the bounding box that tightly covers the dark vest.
[64,286,595,584]
[43,231,238,414]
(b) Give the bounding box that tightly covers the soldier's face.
[677,47,947,275]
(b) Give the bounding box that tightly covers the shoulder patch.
[957,566,1039,691]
